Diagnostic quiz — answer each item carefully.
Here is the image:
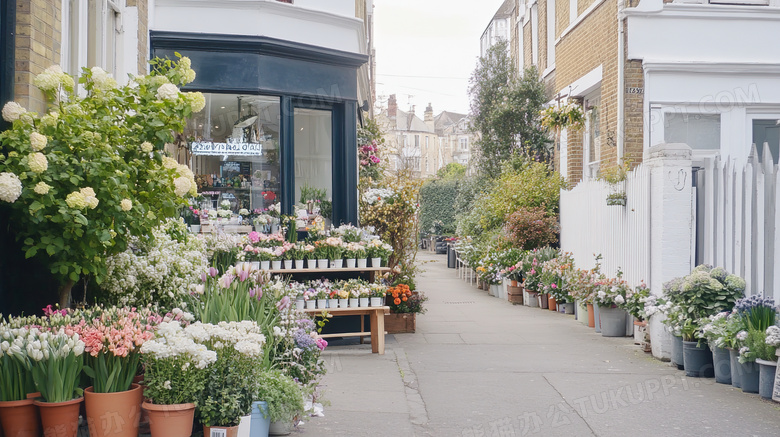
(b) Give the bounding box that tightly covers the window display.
[185,93,281,213]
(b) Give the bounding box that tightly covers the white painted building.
[480,0,514,57]
[627,0,780,166]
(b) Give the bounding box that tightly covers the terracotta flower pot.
[587,304,595,328]
[84,383,143,437]
[203,424,240,437]
[142,402,196,437]
[0,398,40,437]
[34,396,83,437]
[548,296,557,311]
[510,280,518,287]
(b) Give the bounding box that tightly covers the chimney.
[424,103,433,123]
[424,103,434,132]
[388,94,397,118]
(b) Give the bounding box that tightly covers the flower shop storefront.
[151,32,367,225]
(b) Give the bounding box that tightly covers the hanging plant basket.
[606,192,626,206]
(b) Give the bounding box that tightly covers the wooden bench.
[303,306,390,354]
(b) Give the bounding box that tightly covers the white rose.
[156,83,180,101]
[2,102,27,122]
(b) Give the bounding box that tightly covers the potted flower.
[366,239,392,267]
[0,321,40,437]
[385,284,427,334]
[312,280,330,309]
[257,248,276,270]
[369,283,387,307]
[303,288,317,310]
[140,321,217,437]
[193,321,265,437]
[734,295,777,395]
[77,306,155,437]
[303,244,316,269]
[313,242,331,269]
[27,327,86,437]
[621,282,650,343]
[700,311,742,385]
[251,370,304,436]
[323,237,344,268]
[667,265,746,378]
[343,242,365,269]
[336,287,349,309]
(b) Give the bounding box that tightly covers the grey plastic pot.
[712,346,731,385]
[756,359,777,400]
[559,302,575,314]
[599,306,627,337]
[728,348,741,388]
[593,304,601,334]
[740,361,760,394]
[671,335,684,370]
[682,341,714,378]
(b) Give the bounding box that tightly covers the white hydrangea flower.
[90,67,117,91]
[2,102,26,122]
[33,182,51,195]
[80,187,99,209]
[0,172,23,203]
[173,177,191,197]
[65,191,87,210]
[184,92,205,112]
[120,199,132,211]
[141,142,154,153]
[27,152,48,173]
[40,112,59,127]
[162,156,178,169]
[156,83,180,101]
[30,132,48,151]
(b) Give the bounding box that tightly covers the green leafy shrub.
[502,207,559,250]
[419,179,459,236]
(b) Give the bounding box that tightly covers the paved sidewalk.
[297,252,780,436]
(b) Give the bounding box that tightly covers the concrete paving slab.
[299,252,780,436]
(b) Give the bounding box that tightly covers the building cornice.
[154,0,368,55]
[150,32,369,68]
[642,61,780,74]
[624,3,780,20]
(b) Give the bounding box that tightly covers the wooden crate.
[385,313,416,334]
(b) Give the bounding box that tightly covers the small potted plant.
[323,237,344,268]
[140,321,217,437]
[598,159,631,207]
[369,283,387,307]
[251,370,304,436]
[0,322,40,437]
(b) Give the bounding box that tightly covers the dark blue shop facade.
[151,32,368,225]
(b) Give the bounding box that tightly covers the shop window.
[185,93,281,212]
[294,108,333,205]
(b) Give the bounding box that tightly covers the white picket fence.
[696,143,780,301]
[559,164,651,288]
[561,143,780,302]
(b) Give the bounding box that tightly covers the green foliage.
[742,329,775,362]
[456,160,565,242]
[436,163,466,180]
[502,207,559,250]
[252,370,305,423]
[469,40,550,177]
[0,57,201,305]
[419,179,459,236]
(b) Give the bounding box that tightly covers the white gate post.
[646,143,694,360]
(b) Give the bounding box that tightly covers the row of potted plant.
[1,261,331,437]
[293,278,388,309]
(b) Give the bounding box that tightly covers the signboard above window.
[191,141,264,156]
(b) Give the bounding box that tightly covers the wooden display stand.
[303,306,389,354]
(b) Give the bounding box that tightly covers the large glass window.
[294,108,333,204]
[185,93,281,212]
[664,113,721,151]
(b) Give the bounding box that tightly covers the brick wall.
[556,0,618,182]
[623,18,644,166]
[15,0,61,113]
[523,21,532,68]
[135,0,149,75]
[557,0,569,39]
[538,0,548,74]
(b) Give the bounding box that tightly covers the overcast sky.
[373,0,506,117]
